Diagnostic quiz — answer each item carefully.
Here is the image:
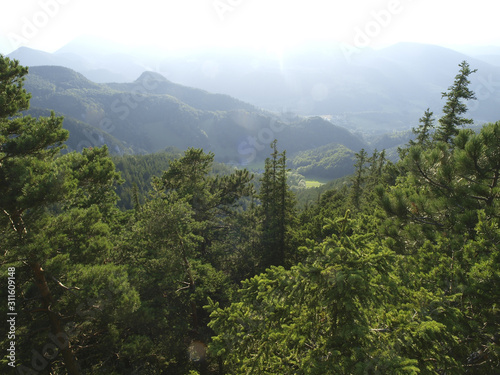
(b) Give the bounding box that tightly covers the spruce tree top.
[434,61,477,144]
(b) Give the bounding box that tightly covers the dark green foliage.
[110,147,259,373]
[208,62,499,374]
[257,140,297,269]
[0,55,31,117]
[1,56,135,375]
[208,214,424,374]
[1,56,69,243]
[112,149,181,209]
[348,148,390,211]
[376,65,499,372]
[391,122,500,237]
[350,148,368,209]
[2,56,498,375]
[154,148,255,254]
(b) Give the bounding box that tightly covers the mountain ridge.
[8,42,500,134]
[22,65,365,174]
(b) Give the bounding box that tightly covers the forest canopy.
[1,56,498,374]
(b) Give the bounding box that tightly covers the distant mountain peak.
[11,46,43,53]
[8,46,58,65]
[27,65,100,90]
[135,71,169,83]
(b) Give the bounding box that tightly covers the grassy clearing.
[304,179,326,188]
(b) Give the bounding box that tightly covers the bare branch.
[50,275,81,293]
[370,328,391,332]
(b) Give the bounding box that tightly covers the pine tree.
[119,148,256,373]
[0,56,82,375]
[0,55,30,118]
[350,148,368,209]
[1,56,136,375]
[411,108,435,146]
[378,108,500,372]
[155,147,254,259]
[434,61,477,144]
[367,148,387,186]
[258,140,295,269]
[207,215,429,374]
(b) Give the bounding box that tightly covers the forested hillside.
[1,55,498,375]
[22,65,365,170]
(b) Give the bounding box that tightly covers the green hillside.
[24,66,366,171]
[290,142,356,180]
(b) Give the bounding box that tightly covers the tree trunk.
[30,262,82,375]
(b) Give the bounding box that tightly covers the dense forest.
[1,56,499,374]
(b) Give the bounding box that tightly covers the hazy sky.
[1,0,499,55]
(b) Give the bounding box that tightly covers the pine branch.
[414,160,452,194]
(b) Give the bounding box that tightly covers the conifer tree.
[367,149,387,186]
[1,56,136,375]
[434,61,477,144]
[119,148,256,373]
[207,214,440,374]
[0,55,82,375]
[155,147,254,259]
[258,140,295,269]
[411,108,435,146]
[0,55,30,118]
[350,148,368,209]
[377,64,500,372]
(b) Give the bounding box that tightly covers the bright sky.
[1,0,499,55]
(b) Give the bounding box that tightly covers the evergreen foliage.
[257,140,296,269]
[411,108,435,147]
[434,61,477,144]
[1,56,498,374]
